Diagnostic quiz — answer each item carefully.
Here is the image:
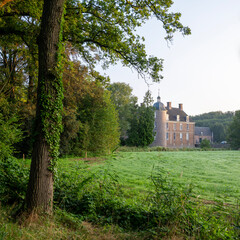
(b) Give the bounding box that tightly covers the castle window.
[180,133,183,140]
[174,123,176,130]
[166,123,168,129]
[177,115,180,121]
[154,111,157,118]
[180,123,183,131]
[166,132,169,140]
[187,124,189,130]
[173,133,176,141]
[166,114,169,120]
[154,121,157,128]
[186,116,189,122]
[186,133,189,141]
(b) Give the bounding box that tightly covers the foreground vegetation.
[1,151,240,239]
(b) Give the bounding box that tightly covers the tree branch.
[0,0,15,8]
[0,11,31,17]
[0,26,26,36]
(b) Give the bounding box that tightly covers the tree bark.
[26,0,65,214]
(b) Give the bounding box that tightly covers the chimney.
[167,102,172,109]
[179,103,183,111]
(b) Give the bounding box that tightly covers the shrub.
[0,158,29,206]
[200,139,211,149]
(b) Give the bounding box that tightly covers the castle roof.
[167,107,188,121]
[195,127,212,136]
[153,101,166,110]
[153,97,193,122]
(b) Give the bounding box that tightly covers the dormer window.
[186,116,189,122]
[176,115,180,121]
[166,114,169,121]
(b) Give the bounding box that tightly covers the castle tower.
[152,96,167,147]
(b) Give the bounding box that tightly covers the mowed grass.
[63,151,240,203]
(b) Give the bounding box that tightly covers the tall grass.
[0,151,240,239]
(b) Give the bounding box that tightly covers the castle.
[151,96,195,148]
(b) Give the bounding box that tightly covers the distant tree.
[108,82,137,144]
[126,107,140,147]
[211,123,225,143]
[127,91,154,147]
[227,110,240,149]
[191,111,234,142]
[77,88,120,155]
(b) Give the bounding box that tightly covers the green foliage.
[0,0,191,84]
[53,160,240,238]
[127,91,155,147]
[191,111,234,142]
[200,139,211,149]
[60,59,120,156]
[227,110,240,149]
[0,158,29,206]
[108,82,138,142]
[76,88,120,155]
[1,153,240,238]
[0,113,22,160]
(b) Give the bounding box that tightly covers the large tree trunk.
[26,0,65,214]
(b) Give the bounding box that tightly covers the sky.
[98,0,240,116]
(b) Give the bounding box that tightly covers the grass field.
[1,150,240,239]
[60,151,240,203]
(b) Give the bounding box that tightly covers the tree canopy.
[0,0,190,82]
[191,111,234,142]
[127,90,154,147]
[108,82,137,142]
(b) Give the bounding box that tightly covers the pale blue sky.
[99,1,240,116]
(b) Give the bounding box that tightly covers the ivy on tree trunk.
[26,0,65,214]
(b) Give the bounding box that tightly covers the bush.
[200,139,211,149]
[0,158,29,206]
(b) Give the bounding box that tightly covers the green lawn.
[60,151,240,203]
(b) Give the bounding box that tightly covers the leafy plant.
[0,113,22,160]
[200,139,211,149]
[0,158,29,205]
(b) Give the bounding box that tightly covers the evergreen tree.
[127,91,154,147]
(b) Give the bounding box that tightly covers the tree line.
[191,111,234,143]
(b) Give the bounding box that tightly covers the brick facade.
[151,97,195,148]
